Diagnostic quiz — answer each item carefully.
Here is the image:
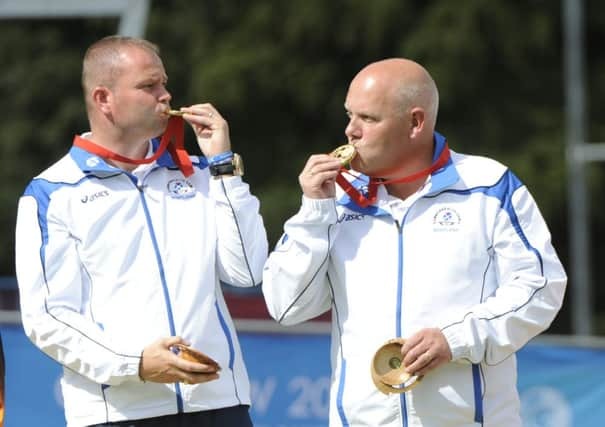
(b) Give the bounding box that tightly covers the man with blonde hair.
[16,35,267,427]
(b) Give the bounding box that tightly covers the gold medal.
[166,109,186,117]
[330,144,357,167]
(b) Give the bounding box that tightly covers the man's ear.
[409,107,425,139]
[92,86,112,114]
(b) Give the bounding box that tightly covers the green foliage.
[0,18,117,273]
[2,1,605,333]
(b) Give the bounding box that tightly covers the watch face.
[233,153,244,176]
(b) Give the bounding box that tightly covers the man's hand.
[400,328,452,377]
[299,154,342,199]
[181,103,231,158]
[139,336,220,385]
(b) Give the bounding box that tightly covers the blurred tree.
[0,18,117,279]
[1,0,605,334]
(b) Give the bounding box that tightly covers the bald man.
[262,58,566,426]
[15,35,268,427]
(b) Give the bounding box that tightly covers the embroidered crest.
[167,179,195,199]
[432,207,461,232]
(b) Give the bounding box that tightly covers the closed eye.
[360,114,377,122]
[345,109,377,123]
[139,77,168,90]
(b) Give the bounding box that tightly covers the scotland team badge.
[167,179,195,199]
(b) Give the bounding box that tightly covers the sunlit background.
[1,1,605,426]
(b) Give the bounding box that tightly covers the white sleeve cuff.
[441,325,472,363]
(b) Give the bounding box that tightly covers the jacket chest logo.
[432,207,461,232]
[167,179,195,199]
[337,213,365,223]
[81,190,109,203]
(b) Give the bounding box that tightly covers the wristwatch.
[209,153,244,177]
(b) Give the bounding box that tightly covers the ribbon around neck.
[73,116,194,177]
[335,143,451,208]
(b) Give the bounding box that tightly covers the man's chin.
[351,159,372,176]
[349,158,361,171]
[153,122,169,138]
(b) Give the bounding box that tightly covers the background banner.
[2,323,604,427]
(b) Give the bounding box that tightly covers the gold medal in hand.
[330,144,357,168]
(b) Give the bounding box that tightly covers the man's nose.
[345,118,360,139]
[158,88,172,103]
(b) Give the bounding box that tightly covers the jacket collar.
[336,131,460,216]
[70,136,208,175]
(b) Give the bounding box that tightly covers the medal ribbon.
[335,142,451,208]
[73,116,194,177]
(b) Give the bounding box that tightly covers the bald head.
[81,36,160,112]
[351,58,439,129]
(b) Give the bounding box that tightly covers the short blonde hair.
[81,36,160,110]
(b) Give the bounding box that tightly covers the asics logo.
[337,213,365,223]
[81,190,109,203]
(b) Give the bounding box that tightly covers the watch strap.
[209,161,235,176]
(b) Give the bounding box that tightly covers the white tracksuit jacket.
[262,132,567,427]
[15,137,268,426]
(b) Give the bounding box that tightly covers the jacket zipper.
[134,178,184,412]
[394,218,408,427]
